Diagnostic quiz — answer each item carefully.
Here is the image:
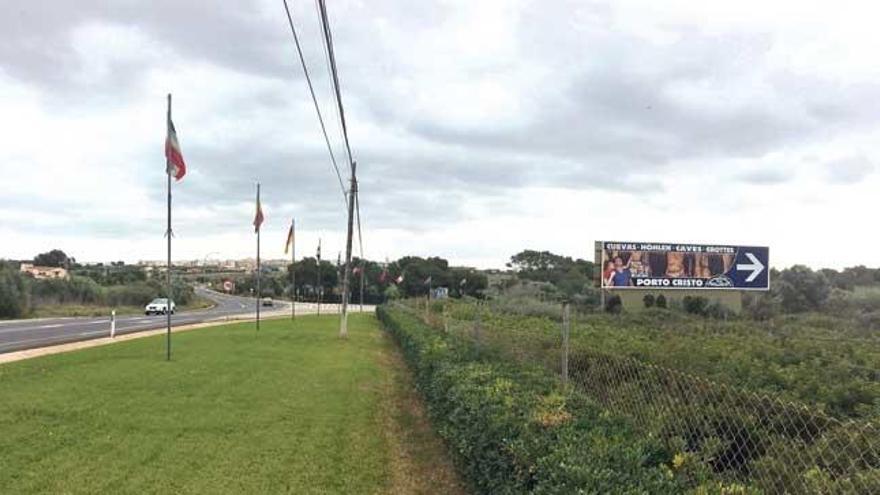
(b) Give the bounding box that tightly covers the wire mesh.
[397,299,880,494]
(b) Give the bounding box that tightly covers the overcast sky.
[2,0,879,269]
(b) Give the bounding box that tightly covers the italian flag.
[165,115,186,181]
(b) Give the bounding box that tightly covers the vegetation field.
[407,298,880,492]
[446,303,880,420]
[0,314,462,494]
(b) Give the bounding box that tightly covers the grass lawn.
[0,314,464,494]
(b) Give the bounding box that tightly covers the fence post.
[443,303,449,334]
[473,303,482,350]
[110,310,116,338]
[424,294,429,323]
[561,302,570,387]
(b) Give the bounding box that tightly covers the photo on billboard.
[599,241,769,291]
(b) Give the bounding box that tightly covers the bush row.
[377,304,689,494]
[0,262,196,318]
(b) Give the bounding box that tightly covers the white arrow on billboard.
[737,252,765,283]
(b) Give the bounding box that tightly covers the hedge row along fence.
[377,304,753,494]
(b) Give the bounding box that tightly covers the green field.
[0,314,462,494]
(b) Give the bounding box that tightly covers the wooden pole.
[339,161,357,338]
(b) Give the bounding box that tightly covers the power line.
[314,0,363,264]
[316,0,355,172]
[313,0,347,162]
[281,0,348,207]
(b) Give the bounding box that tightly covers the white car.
[145,298,176,315]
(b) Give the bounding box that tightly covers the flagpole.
[256,182,261,331]
[165,93,173,362]
[291,218,296,321]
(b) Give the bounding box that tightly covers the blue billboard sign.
[599,241,769,291]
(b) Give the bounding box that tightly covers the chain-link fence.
[397,299,880,494]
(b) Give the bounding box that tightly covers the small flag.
[253,192,264,233]
[165,112,186,181]
[459,278,467,287]
[284,221,294,254]
[316,239,322,261]
[424,275,432,286]
[352,266,361,276]
[395,274,404,284]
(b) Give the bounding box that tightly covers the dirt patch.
[376,332,468,495]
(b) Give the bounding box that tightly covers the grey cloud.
[6,0,880,251]
[0,0,303,95]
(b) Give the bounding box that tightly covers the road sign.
[598,241,770,291]
[222,280,234,293]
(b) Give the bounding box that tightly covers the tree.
[449,267,488,298]
[0,263,30,318]
[33,249,71,268]
[775,265,831,313]
[508,250,595,299]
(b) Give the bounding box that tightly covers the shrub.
[605,294,622,314]
[643,294,656,308]
[30,276,103,305]
[682,296,709,316]
[105,283,160,307]
[656,294,668,309]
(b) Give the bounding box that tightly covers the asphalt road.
[0,288,304,354]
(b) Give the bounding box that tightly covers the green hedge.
[377,305,686,494]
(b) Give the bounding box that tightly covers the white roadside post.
[110,310,116,338]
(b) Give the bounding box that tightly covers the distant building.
[19,263,69,280]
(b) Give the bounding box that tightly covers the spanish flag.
[284,220,294,254]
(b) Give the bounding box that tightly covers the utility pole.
[339,160,357,338]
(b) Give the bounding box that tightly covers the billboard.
[598,241,769,291]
